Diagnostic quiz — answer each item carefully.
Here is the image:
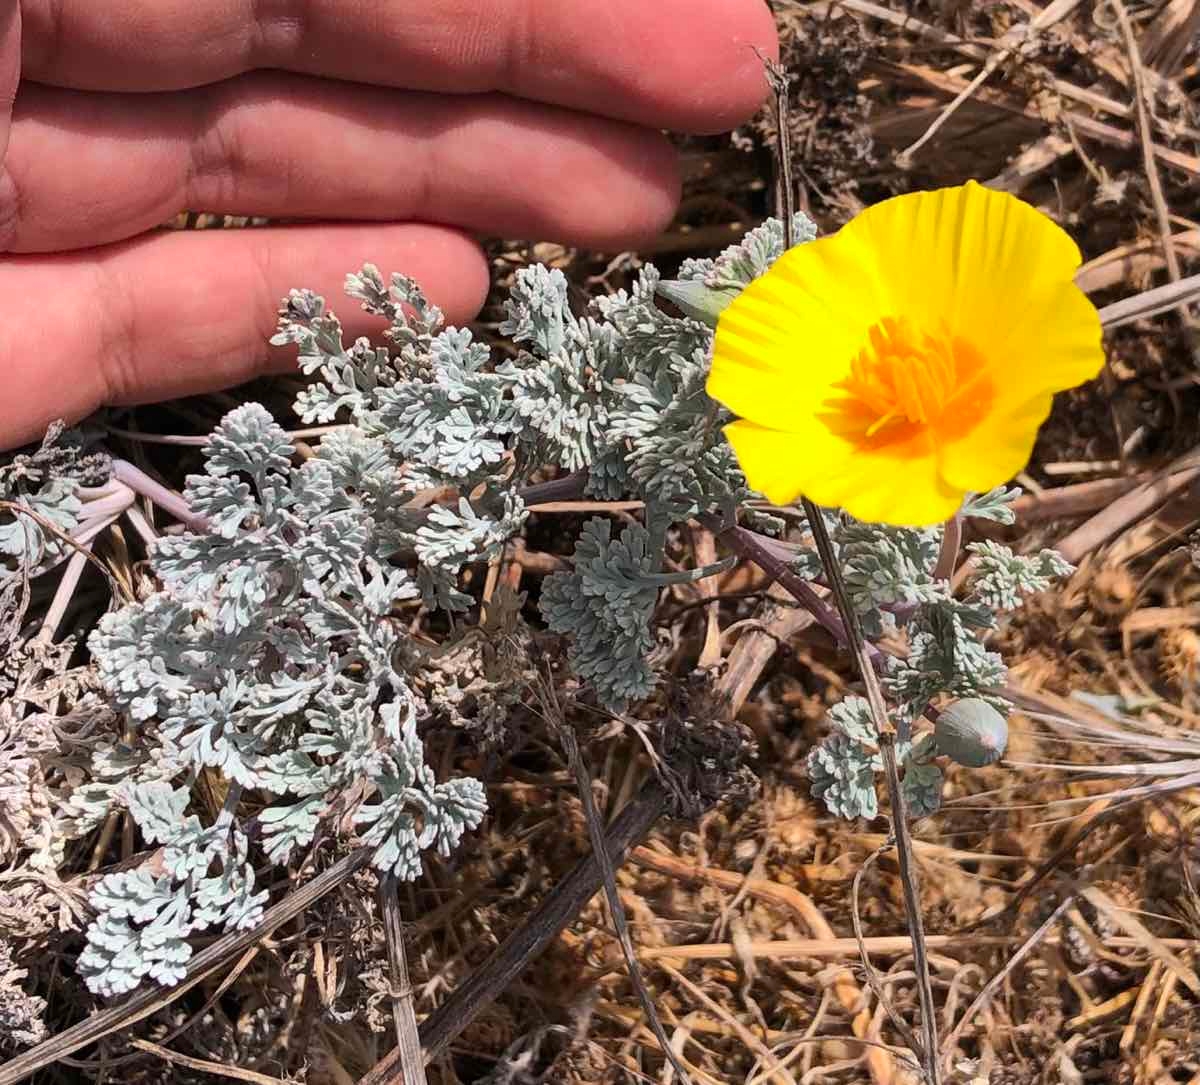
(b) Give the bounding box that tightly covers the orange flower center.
[838,316,989,439]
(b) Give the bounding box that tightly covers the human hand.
[0,0,777,450]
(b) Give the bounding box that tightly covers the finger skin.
[0,4,17,213]
[19,0,778,135]
[0,224,489,450]
[3,76,681,254]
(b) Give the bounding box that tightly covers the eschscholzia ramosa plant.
[706,181,1104,526]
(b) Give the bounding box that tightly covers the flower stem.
[933,512,963,582]
[699,513,871,660]
[762,59,941,1084]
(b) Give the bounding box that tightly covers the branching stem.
[110,459,209,533]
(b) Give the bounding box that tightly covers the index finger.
[20,0,778,135]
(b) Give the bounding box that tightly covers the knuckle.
[245,0,314,68]
[93,262,142,406]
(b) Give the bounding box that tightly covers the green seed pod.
[654,279,741,328]
[933,699,1008,768]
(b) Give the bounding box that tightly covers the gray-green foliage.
[0,424,107,585]
[804,490,1073,821]
[62,229,810,996]
[967,540,1073,610]
[0,941,47,1054]
[80,403,489,995]
[676,212,819,291]
[77,782,267,997]
[540,518,659,711]
[3,209,1075,1004]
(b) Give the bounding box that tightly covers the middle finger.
[2,74,682,254]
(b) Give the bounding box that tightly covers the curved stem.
[638,554,738,587]
[110,459,209,533]
[933,513,963,582]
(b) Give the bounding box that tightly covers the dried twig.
[1077,230,1200,293]
[690,524,725,669]
[656,962,799,1085]
[362,780,670,1084]
[1106,0,1198,343]
[1054,446,1200,563]
[882,60,1200,180]
[895,0,1085,163]
[1079,885,1200,996]
[1096,271,1200,328]
[559,722,694,1085]
[636,933,1200,961]
[127,1039,290,1085]
[1138,0,1200,74]
[630,845,895,1083]
[851,842,922,1058]
[379,875,427,1085]
[939,893,1076,1070]
[0,849,375,1085]
[1010,475,1145,521]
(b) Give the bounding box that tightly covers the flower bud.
[933,698,1008,768]
[655,279,740,328]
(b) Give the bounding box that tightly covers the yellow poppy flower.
[706,181,1104,526]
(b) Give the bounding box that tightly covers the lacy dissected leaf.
[901,735,944,818]
[258,796,324,865]
[0,423,110,582]
[593,267,753,516]
[79,396,492,994]
[961,486,1021,525]
[415,494,528,582]
[120,781,194,846]
[540,518,659,712]
[157,408,372,637]
[79,807,267,997]
[0,431,86,584]
[354,711,487,879]
[678,212,818,292]
[806,732,879,820]
[595,266,712,382]
[0,942,48,1054]
[374,326,518,486]
[827,695,878,747]
[78,869,195,996]
[278,268,516,492]
[886,598,1008,724]
[0,703,60,866]
[967,541,1074,610]
[272,284,393,423]
[814,702,945,821]
[498,266,630,473]
[838,521,944,634]
[611,349,748,518]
